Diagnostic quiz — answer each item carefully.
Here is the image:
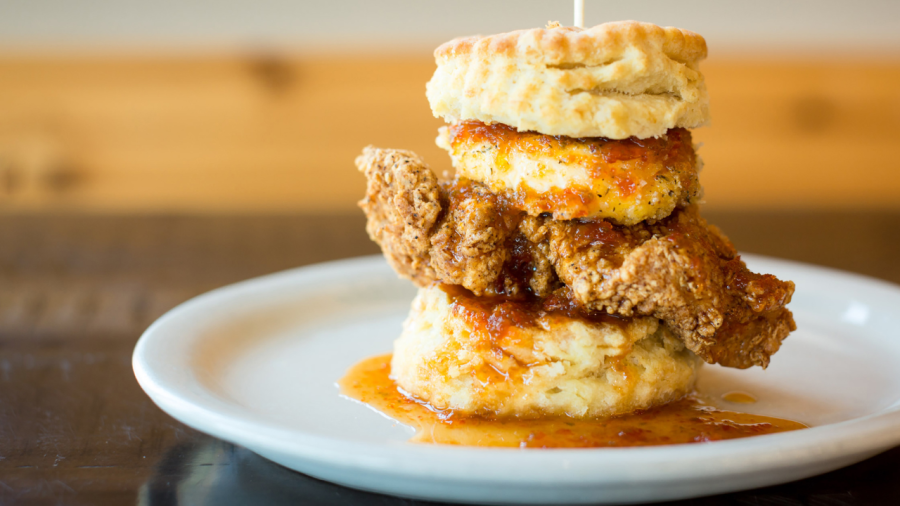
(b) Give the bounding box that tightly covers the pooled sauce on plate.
[339,354,808,448]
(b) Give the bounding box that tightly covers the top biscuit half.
[426,21,710,139]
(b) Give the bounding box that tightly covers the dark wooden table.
[1,211,899,506]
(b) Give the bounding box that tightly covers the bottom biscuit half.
[391,285,702,419]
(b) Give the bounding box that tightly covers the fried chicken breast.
[357,146,795,369]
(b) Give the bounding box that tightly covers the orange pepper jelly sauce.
[339,354,807,448]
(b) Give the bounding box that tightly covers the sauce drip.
[339,354,808,448]
[722,391,758,404]
[441,284,627,343]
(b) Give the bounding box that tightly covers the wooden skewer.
[574,0,584,28]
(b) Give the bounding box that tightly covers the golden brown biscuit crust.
[427,21,710,139]
[392,285,701,419]
[435,21,707,67]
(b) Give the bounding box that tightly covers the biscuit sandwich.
[355,21,796,419]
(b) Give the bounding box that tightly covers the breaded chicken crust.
[356,146,796,369]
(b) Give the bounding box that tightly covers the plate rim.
[132,254,900,487]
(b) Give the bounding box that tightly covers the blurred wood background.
[0,55,898,213]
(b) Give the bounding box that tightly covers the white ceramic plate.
[133,254,900,504]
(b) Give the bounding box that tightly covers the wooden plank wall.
[0,55,898,213]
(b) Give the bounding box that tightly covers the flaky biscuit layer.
[392,285,701,419]
[426,21,710,139]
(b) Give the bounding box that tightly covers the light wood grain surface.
[0,55,898,213]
